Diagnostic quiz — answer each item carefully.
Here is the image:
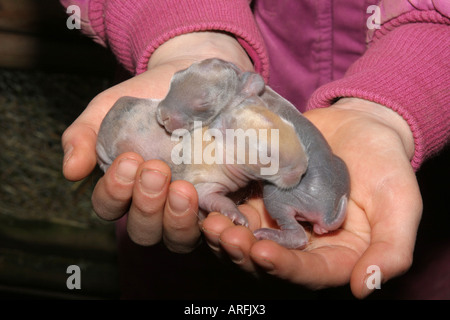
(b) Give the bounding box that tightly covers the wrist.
[147,31,254,72]
[332,98,415,160]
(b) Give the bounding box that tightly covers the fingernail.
[256,257,274,271]
[63,144,74,168]
[202,227,221,251]
[230,249,244,264]
[140,169,168,195]
[220,240,244,264]
[116,158,139,183]
[168,189,191,216]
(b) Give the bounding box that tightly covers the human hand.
[61,32,254,253]
[201,97,423,298]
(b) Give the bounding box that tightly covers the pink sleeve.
[307,4,450,170]
[60,0,269,79]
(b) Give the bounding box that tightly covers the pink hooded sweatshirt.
[61,0,449,170]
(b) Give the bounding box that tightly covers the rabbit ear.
[239,72,265,97]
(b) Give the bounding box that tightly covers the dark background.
[0,0,118,299]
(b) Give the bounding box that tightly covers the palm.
[202,102,422,298]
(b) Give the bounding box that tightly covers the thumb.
[61,119,98,181]
[350,170,423,299]
[61,86,123,181]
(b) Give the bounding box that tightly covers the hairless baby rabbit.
[96,93,307,228]
[157,58,350,249]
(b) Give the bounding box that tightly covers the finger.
[61,91,118,182]
[251,239,363,289]
[202,203,261,252]
[202,203,262,272]
[126,159,172,246]
[218,225,260,273]
[61,120,99,181]
[350,168,423,299]
[91,152,144,220]
[201,212,236,260]
[162,180,201,253]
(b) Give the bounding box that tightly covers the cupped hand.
[61,32,254,253]
[201,97,423,298]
